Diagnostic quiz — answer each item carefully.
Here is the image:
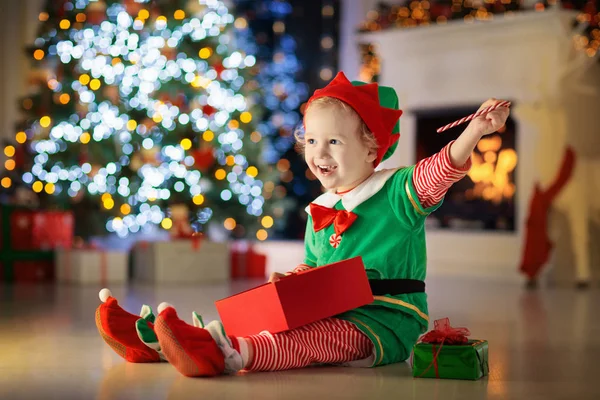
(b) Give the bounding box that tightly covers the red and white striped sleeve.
[413,141,472,209]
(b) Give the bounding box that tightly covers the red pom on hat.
[306,72,403,167]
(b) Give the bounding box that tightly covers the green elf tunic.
[303,166,441,367]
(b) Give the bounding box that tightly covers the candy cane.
[437,101,511,133]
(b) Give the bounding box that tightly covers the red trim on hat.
[306,72,403,167]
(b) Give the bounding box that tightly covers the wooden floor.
[0,277,597,400]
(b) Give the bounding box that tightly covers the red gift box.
[230,244,267,279]
[4,260,54,283]
[8,211,73,250]
[215,256,374,337]
[1,206,72,282]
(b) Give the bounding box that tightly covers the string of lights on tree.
[234,0,310,236]
[234,1,341,239]
[1,0,290,241]
[276,1,341,239]
[358,0,599,82]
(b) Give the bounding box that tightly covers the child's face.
[304,106,376,192]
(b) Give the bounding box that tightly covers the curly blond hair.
[294,97,379,155]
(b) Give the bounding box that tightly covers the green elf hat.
[306,71,403,167]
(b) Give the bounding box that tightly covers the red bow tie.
[309,203,357,236]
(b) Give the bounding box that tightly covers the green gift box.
[412,339,489,380]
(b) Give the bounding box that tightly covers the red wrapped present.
[230,243,267,279]
[246,250,266,278]
[215,256,373,337]
[10,260,54,283]
[8,210,73,251]
[1,206,70,282]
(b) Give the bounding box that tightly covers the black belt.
[368,279,425,295]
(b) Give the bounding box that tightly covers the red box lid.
[215,256,374,337]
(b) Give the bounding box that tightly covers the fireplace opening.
[415,106,517,231]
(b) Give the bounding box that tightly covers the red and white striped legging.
[239,318,373,371]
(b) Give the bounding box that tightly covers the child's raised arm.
[412,143,472,209]
[411,98,510,209]
[449,98,510,167]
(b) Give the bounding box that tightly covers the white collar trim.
[305,168,400,214]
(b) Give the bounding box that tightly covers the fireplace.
[415,107,517,231]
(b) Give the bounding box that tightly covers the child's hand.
[268,272,286,283]
[467,98,510,138]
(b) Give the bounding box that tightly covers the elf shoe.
[95,288,163,363]
[154,303,243,377]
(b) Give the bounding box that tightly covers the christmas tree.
[7,0,282,241]
[234,0,317,239]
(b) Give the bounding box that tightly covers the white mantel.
[357,10,590,280]
[358,9,577,108]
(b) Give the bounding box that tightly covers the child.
[96,71,510,377]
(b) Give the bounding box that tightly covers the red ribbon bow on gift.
[309,203,357,236]
[171,224,204,250]
[415,318,471,378]
[420,318,470,345]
